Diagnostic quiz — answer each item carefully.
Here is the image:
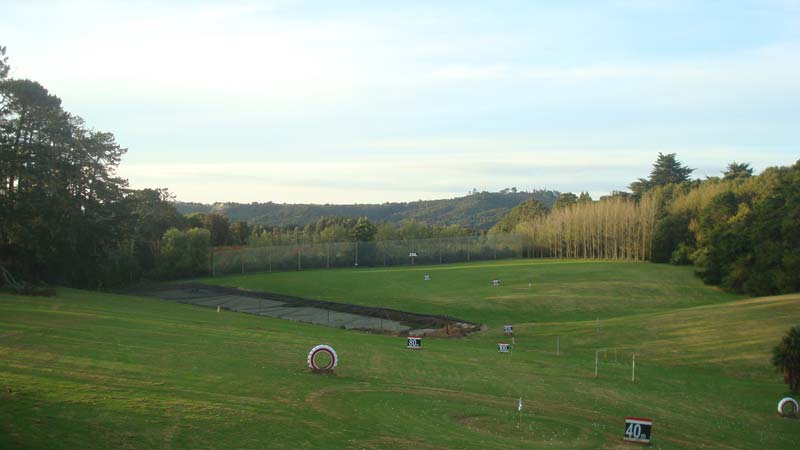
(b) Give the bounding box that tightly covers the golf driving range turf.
[1,260,799,449]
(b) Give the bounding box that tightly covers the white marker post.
[595,349,607,378]
[632,353,639,382]
[595,351,599,378]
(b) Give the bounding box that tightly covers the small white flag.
[517,397,523,411]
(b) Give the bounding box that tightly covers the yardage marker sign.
[624,417,652,444]
[407,336,422,349]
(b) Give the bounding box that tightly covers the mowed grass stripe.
[203,260,743,325]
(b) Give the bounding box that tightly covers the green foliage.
[351,217,377,242]
[629,152,694,197]
[489,199,547,234]
[669,243,693,265]
[628,157,798,296]
[554,192,578,209]
[773,325,800,392]
[203,213,231,246]
[723,161,754,180]
[0,45,8,80]
[0,75,130,287]
[154,227,210,278]
[0,48,198,287]
[229,221,251,246]
[651,214,693,263]
[175,190,560,231]
[650,160,800,296]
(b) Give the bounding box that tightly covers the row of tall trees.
[512,194,660,260]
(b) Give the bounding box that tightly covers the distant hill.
[174,190,559,230]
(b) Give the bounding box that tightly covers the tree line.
[496,152,799,296]
[0,46,480,285]
[2,43,797,295]
[174,189,560,231]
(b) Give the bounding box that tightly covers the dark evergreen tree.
[723,161,754,180]
[773,325,800,392]
[629,153,694,197]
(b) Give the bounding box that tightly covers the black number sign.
[624,417,652,444]
[407,336,422,349]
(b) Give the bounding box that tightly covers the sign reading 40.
[624,417,652,444]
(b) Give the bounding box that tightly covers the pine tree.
[773,325,800,392]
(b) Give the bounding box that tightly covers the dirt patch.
[132,283,480,337]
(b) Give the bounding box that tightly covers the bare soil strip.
[132,284,480,336]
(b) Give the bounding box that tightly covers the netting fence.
[211,233,525,276]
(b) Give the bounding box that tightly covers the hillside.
[174,190,559,230]
[2,261,797,449]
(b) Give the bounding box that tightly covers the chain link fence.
[211,233,524,276]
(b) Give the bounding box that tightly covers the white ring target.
[307,344,338,371]
[778,397,798,417]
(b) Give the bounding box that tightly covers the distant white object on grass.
[503,325,513,335]
[492,279,501,287]
[498,343,510,353]
[407,336,422,349]
[424,274,431,281]
[517,397,523,411]
[409,252,418,257]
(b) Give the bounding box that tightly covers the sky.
[2,0,799,204]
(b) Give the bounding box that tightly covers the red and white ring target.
[308,344,338,372]
[778,397,798,417]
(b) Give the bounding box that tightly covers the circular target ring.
[778,397,798,417]
[308,344,338,372]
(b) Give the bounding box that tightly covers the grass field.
[2,260,799,449]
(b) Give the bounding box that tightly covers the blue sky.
[2,0,799,203]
